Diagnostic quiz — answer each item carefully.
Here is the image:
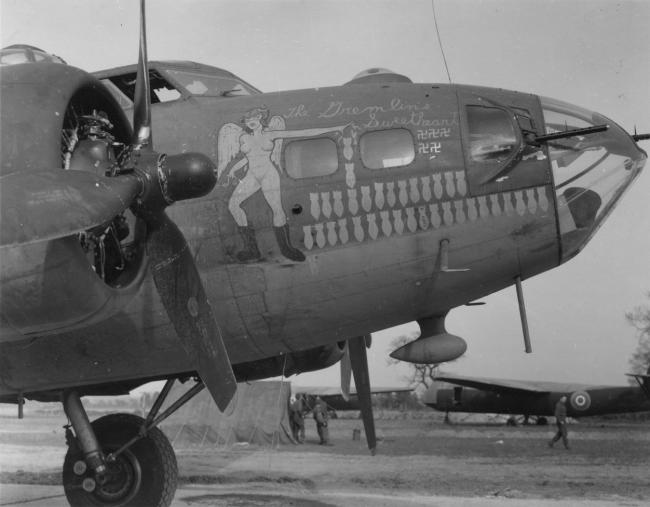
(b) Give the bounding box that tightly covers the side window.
[460,92,550,196]
[467,106,517,162]
[360,129,415,169]
[284,138,338,179]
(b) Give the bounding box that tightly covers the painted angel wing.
[268,115,286,168]
[216,122,243,179]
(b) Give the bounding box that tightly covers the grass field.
[1,405,649,503]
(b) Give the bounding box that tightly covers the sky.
[2,0,649,389]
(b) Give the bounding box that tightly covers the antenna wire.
[431,0,452,83]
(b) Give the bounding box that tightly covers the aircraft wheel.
[63,413,177,507]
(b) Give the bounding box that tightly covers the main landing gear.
[63,413,176,507]
[61,380,205,507]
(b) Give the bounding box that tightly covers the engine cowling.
[0,62,147,337]
[1,62,131,177]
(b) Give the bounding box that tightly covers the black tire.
[63,413,177,507]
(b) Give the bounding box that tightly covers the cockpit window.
[98,67,260,110]
[105,70,181,104]
[467,106,517,162]
[166,69,257,97]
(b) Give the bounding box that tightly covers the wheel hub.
[92,449,141,504]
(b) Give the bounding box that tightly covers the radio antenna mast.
[431,0,452,84]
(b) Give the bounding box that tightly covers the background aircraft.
[1,1,648,506]
[423,370,650,422]
[293,386,413,413]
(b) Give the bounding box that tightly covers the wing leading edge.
[434,374,598,395]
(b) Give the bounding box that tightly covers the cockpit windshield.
[541,96,646,262]
[165,69,258,98]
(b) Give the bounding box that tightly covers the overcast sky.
[2,0,649,389]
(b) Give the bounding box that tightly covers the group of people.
[289,393,571,449]
[289,394,331,445]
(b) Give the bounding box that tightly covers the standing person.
[296,394,307,443]
[548,396,570,449]
[288,396,299,442]
[313,396,330,445]
[290,394,305,443]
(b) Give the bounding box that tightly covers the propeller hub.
[128,151,216,219]
[160,152,216,203]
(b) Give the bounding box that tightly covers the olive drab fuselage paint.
[0,61,645,398]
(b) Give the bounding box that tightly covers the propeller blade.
[0,171,139,248]
[340,342,351,402]
[348,334,377,455]
[147,213,237,411]
[132,0,152,149]
[127,0,235,410]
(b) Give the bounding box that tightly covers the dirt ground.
[1,408,648,505]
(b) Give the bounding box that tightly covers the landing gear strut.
[61,380,205,507]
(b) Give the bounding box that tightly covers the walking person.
[548,396,570,450]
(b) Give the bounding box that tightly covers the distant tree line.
[372,391,424,411]
[627,291,650,379]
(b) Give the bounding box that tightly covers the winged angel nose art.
[216,106,352,262]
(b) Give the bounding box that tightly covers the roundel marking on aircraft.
[569,391,591,411]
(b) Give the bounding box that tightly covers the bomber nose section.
[540,97,647,262]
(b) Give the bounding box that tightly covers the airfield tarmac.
[0,409,648,506]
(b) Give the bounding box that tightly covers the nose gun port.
[540,96,647,262]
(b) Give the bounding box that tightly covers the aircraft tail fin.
[421,380,439,406]
[627,366,650,399]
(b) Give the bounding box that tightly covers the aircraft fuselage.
[426,385,650,418]
[0,61,645,399]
